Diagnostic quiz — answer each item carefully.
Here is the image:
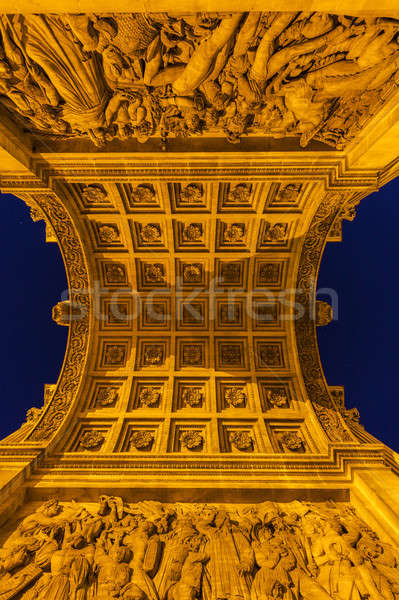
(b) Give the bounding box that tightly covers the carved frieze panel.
[3,13,398,151]
[1,495,396,600]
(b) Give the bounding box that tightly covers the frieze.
[0,496,396,600]
[1,13,399,150]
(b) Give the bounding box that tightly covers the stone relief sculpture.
[0,497,397,600]
[0,12,398,148]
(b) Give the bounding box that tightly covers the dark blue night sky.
[0,194,68,437]
[0,184,398,450]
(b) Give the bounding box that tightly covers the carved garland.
[295,192,354,443]
[21,193,90,442]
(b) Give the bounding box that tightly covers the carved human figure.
[14,499,85,543]
[251,524,296,600]
[266,509,334,600]
[37,532,93,600]
[94,533,132,600]
[309,518,367,600]
[123,520,160,600]
[0,544,34,598]
[197,507,254,600]
[155,513,198,600]
[13,15,110,144]
[167,535,209,600]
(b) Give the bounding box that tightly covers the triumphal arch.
[0,2,399,598]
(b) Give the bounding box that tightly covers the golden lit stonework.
[0,4,399,599]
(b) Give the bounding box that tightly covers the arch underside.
[0,7,398,494]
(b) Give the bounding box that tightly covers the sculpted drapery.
[0,12,398,148]
[0,497,398,600]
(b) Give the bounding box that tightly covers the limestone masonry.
[0,5,399,600]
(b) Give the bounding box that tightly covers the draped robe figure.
[197,509,254,600]
[15,14,109,143]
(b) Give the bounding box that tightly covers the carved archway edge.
[294,189,370,443]
[9,189,91,446]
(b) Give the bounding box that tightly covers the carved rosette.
[79,431,105,450]
[130,431,154,450]
[180,183,204,203]
[224,387,246,408]
[183,223,203,242]
[180,431,203,450]
[229,431,253,451]
[279,432,305,452]
[98,224,120,243]
[105,264,126,283]
[131,184,156,203]
[144,264,165,284]
[182,387,203,407]
[140,224,161,243]
[183,264,202,283]
[96,388,118,407]
[227,183,252,203]
[266,389,288,408]
[224,223,245,242]
[82,184,108,203]
[139,387,161,407]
